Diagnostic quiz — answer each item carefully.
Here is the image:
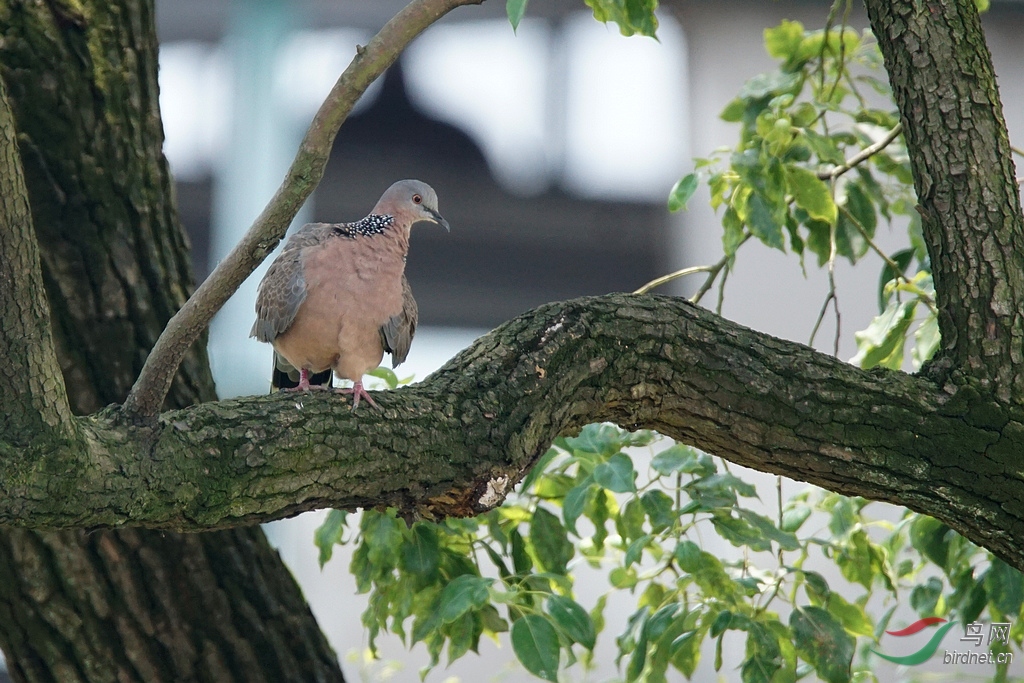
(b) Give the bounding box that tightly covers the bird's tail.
[270,352,332,391]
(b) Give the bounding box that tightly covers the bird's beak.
[427,208,450,232]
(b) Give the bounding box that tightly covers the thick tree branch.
[5,293,1024,569]
[0,74,74,441]
[865,0,1024,401]
[122,0,483,419]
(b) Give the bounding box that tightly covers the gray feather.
[380,275,418,368]
[250,223,334,342]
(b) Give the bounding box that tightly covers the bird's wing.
[380,274,418,368]
[250,223,332,343]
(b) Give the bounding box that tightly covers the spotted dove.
[250,179,448,409]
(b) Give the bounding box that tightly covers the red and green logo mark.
[872,617,956,665]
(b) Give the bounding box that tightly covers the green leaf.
[594,452,637,493]
[627,622,650,681]
[720,98,747,123]
[802,571,831,601]
[674,542,738,599]
[610,566,639,588]
[910,516,952,571]
[436,575,493,625]
[547,595,597,649]
[785,165,836,224]
[851,300,915,369]
[835,205,869,263]
[400,523,441,578]
[583,0,659,37]
[641,490,676,532]
[506,0,528,31]
[878,248,914,311]
[742,621,784,683]
[565,423,623,456]
[790,606,854,683]
[746,192,785,250]
[510,528,533,574]
[531,506,574,575]
[617,498,647,542]
[723,206,745,258]
[511,615,560,682]
[710,609,733,637]
[737,509,800,551]
[688,473,758,507]
[671,628,703,677]
[366,366,399,389]
[913,311,940,369]
[480,603,508,634]
[985,558,1024,616]
[825,593,875,638]
[520,447,559,492]
[711,515,773,552]
[669,173,699,212]
[445,611,479,664]
[651,444,698,475]
[764,20,804,61]
[738,70,802,100]
[314,509,347,568]
[835,529,881,591]
[563,480,592,535]
[625,534,653,568]
[843,182,876,238]
[781,504,812,532]
[910,576,943,616]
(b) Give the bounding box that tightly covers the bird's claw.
[337,381,381,411]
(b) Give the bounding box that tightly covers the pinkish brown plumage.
[251,180,447,409]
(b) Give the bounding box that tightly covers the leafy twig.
[122,0,482,420]
[817,123,903,181]
[839,204,937,312]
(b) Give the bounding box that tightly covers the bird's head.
[377,179,450,232]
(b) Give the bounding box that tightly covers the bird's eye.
[412,194,423,204]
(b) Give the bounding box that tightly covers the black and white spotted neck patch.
[332,214,394,238]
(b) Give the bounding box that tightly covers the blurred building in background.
[154,0,1024,680]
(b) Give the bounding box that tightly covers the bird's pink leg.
[338,380,380,411]
[282,368,332,392]
[281,368,312,393]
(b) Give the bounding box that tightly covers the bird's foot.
[281,368,333,393]
[337,381,381,411]
[282,383,332,393]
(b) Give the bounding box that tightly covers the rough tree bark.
[0,2,344,681]
[0,0,1023,680]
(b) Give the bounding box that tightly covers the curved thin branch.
[634,265,718,295]
[816,123,903,181]
[690,233,752,304]
[122,0,483,420]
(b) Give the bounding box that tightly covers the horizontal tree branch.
[121,0,483,420]
[5,293,1024,568]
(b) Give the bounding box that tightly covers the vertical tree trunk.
[864,0,1024,400]
[0,1,345,680]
